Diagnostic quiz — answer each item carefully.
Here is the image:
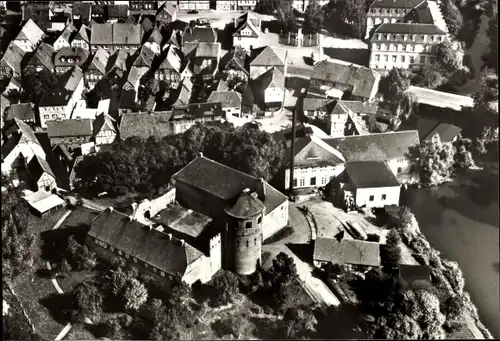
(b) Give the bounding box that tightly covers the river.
[401,163,499,338]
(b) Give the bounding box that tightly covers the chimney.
[128,215,134,222]
[156,225,164,232]
[108,207,114,212]
[198,152,203,158]
[168,233,172,240]
[131,202,138,211]
[148,224,153,231]
[180,239,185,246]
[289,109,296,194]
[259,178,266,200]
[243,188,251,193]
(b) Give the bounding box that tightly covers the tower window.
[254,238,257,245]
[257,216,262,224]
[369,195,374,201]
[246,240,249,247]
[245,222,252,229]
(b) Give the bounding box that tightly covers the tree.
[102,316,125,339]
[283,307,317,338]
[123,278,148,311]
[206,270,240,306]
[382,228,402,268]
[74,281,103,323]
[437,40,462,74]
[22,69,59,102]
[453,135,475,169]
[338,0,367,38]
[483,12,498,72]
[111,267,138,298]
[408,133,456,186]
[379,68,412,102]
[412,65,445,89]
[276,0,298,33]
[375,312,423,339]
[267,252,298,287]
[59,258,72,273]
[303,0,324,33]
[441,0,464,37]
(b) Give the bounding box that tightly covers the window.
[429,57,436,65]
[382,194,387,200]
[246,240,249,247]
[380,43,386,51]
[409,56,414,63]
[392,55,397,62]
[384,55,389,62]
[237,241,240,247]
[257,216,262,224]
[420,55,426,64]
[51,114,58,118]
[321,176,328,185]
[397,167,402,173]
[401,55,405,62]
[118,250,122,255]
[110,247,114,252]
[125,254,130,259]
[44,115,49,119]
[372,43,378,50]
[245,221,252,229]
[133,257,137,263]
[369,195,374,201]
[161,271,165,277]
[310,177,316,186]
[254,238,257,246]
[169,275,173,280]
[292,178,297,187]
[299,178,305,187]
[411,34,416,41]
[153,267,157,273]
[403,34,408,41]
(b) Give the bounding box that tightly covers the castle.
[87,153,289,286]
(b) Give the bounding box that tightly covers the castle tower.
[224,189,265,275]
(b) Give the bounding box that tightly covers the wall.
[264,86,284,104]
[182,255,213,284]
[234,36,257,54]
[328,113,349,137]
[175,180,226,220]
[354,185,401,208]
[96,129,116,145]
[39,106,66,128]
[284,164,345,190]
[262,200,288,240]
[139,187,176,218]
[386,158,413,176]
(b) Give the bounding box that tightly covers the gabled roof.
[195,42,221,58]
[233,12,260,38]
[323,131,420,162]
[15,18,44,46]
[424,123,462,143]
[27,42,55,71]
[1,42,25,75]
[56,24,73,44]
[107,49,129,73]
[346,161,400,188]
[333,101,379,115]
[119,111,174,140]
[147,26,164,45]
[314,237,380,267]
[54,47,89,68]
[113,23,142,45]
[157,2,178,17]
[374,23,447,35]
[404,2,434,24]
[60,66,84,92]
[72,25,91,43]
[46,119,94,138]
[88,47,110,74]
[257,66,285,89]
[132,45,155,68]
[225,190,264,219]
[250,46,286,66]
[88,209,204,276]
[207,91,242,109]
[172,155,287,213]
[158,45,182,71]
[284,135,346,167]
[10,118,40,144]
[165,30,181,48]
[4,103,35,122]
[369,0,425,9]
[125,66,146,87]
[173,78,193,106]
[220,46,248,74]
[183,26,217,43]
[310,60,380,100]
[93,113,116,137]
[28,154,56,180]
[1,119,41,159]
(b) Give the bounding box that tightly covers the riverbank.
[401,163,499,338]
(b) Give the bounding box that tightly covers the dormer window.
[386,34,390,40]
[378,34,382,40]
[412,34,416,41]
[403,34,408,41]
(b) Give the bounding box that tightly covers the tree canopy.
[303,0,325,33]
[75,123,285,197]
[441,0,464,37]
[338,0,367,38]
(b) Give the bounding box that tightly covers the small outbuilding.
[313,237,380,268]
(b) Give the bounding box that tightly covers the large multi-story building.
[291,0,329,12]
[369,23,448,70]
[177,0,209,10]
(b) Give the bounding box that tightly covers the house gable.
[294,138,345,167]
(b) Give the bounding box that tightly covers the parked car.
[187,10,198,14]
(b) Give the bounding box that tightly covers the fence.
[279,32,319,47]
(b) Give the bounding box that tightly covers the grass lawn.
[65,323,97,341]
[12,275,66,340]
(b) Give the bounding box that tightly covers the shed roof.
[314,237,380,267]
[346,161,400,188]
